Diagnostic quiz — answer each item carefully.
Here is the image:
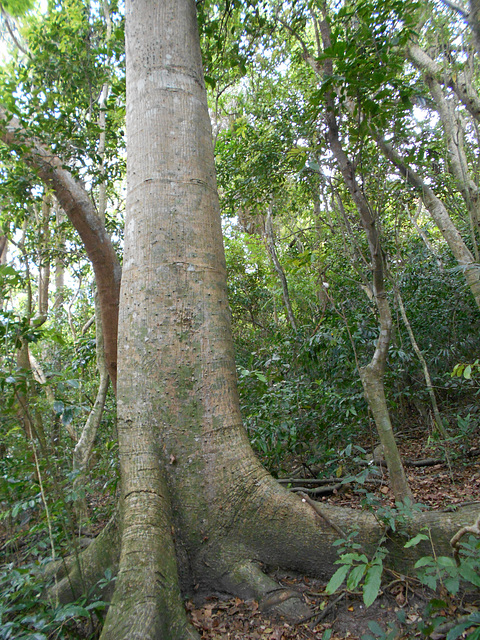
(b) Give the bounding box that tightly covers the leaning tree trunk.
[469,0,480,55]
[377,138,480,312]
[313,11,411,503]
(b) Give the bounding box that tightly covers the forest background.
[1,0,480,638]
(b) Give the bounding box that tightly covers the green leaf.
[54,604,89,621]
[458,563,480,588]
[367,620,385,636]
[363,564,382,608]
[415,556,434,568]
[62,406,75,426]
[53,401,64,415]
[443,575,460,595]
[347,564,366,591]
[404,533,429,548]
[338,552,368,565]
[325,564,350,595]
[420,574,438,590]
[436,556,457,569]
[86,600,108,611]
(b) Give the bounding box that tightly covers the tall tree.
[65,1,478,638]
[1,2,478,638]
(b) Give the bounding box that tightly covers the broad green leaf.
[367,620,385,636]
[325,564,350,595]
[443,575,460,595]
[86,600,108,611]
[436,556,457,568]
[459,563,480,587]
[420,574,438,590]
[54,604,89,621]
[415,556,434,568]
[53,401,64,415]
[363,564,382,608]
[404,533,429,548]
[346,564,366,591]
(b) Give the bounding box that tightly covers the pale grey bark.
[53,205,65,309]
[408,43,480,122]
[406,202,445,271]
[378,138,480,311]
[0,235,7,310]
[469,0,480,54]
[408,44,480,258]
[35,195,51,319]
[73,299,110,527]
[393,286,446,437]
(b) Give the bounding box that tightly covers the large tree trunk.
[47,3,480,638]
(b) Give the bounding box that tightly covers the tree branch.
[0,108,121,389]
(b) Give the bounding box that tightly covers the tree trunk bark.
[377,138,480,311]
[0,235,7,311]
[315,12,411,502]
[264,205,298,332]
[0,110,121,389]
[408,47,480,257]
[469,0,480,55]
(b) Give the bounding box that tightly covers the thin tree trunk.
[393,285,446,437]
[409,49,480,257]
[377,138,480,311]
[73,7,113,525]
[0,235,7,311]
[406,202,445,271]
[407,43,480,123]
[264,205,298,332]
[72,295,109,527]
[36,194,51,319]
[316,12,412,502]
[469,0,480,55]
[54,204,65,310]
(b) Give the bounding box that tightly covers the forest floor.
[2,431,480,639]
[185,433,480,640]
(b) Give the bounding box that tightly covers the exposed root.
[219,559,312,622]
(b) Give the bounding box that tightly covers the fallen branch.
[291,483,344,496]
[278,477,342,485]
